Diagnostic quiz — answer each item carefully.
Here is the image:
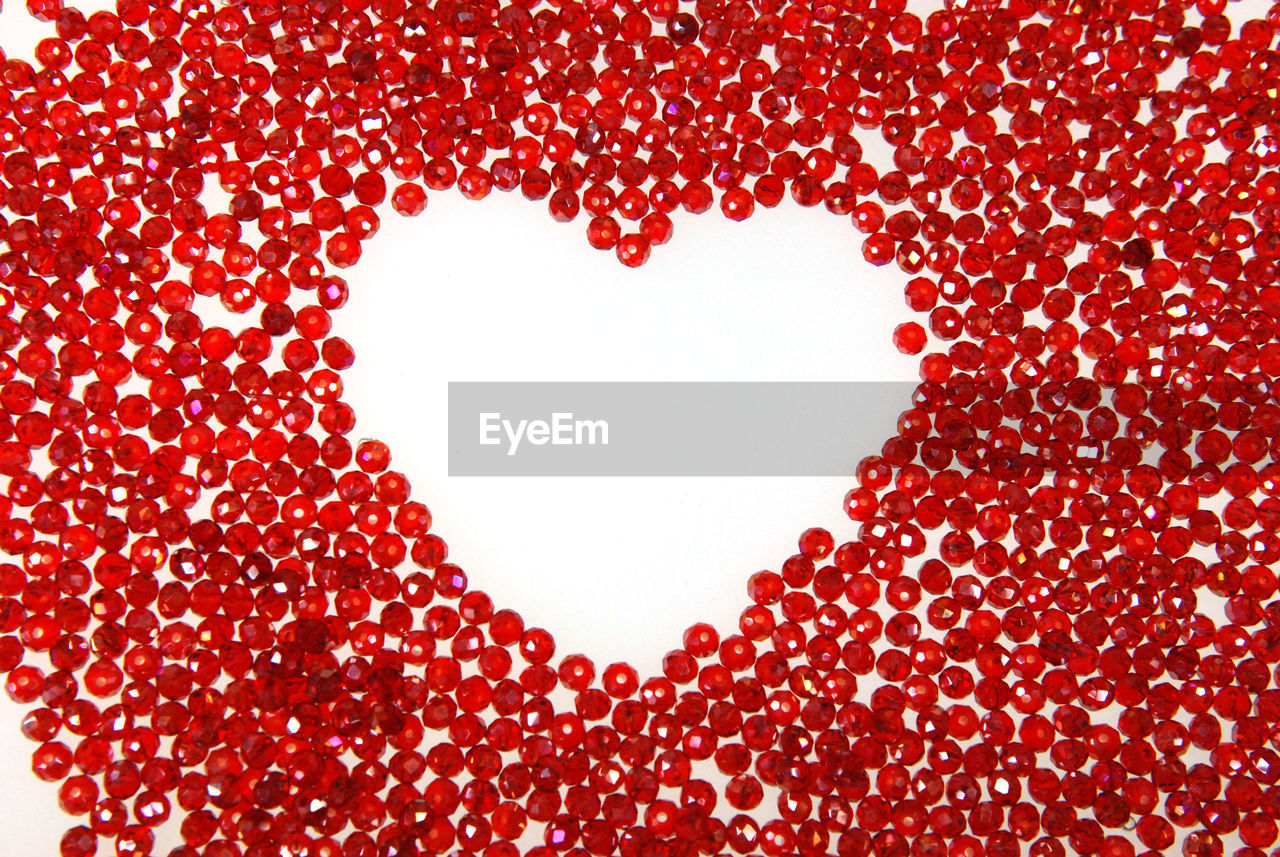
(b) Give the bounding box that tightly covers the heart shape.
[336,185,918,668]
[1,1,1278,856]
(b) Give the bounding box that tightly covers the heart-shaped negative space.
[336,188,918,670]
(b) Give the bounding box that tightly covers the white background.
[340,189,917,672]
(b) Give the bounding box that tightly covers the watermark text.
[479,412,610,456]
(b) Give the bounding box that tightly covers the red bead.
[892,322,928,355]
[615,234,651,268]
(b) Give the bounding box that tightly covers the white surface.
[341,189,918,674]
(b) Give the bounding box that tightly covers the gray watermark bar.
[448,382,916,476]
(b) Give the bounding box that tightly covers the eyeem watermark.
[480,412,610,456]
[449,382,915,476]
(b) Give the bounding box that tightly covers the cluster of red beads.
[2,0,1280,855]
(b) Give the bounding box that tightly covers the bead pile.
[2,0,1280,855]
